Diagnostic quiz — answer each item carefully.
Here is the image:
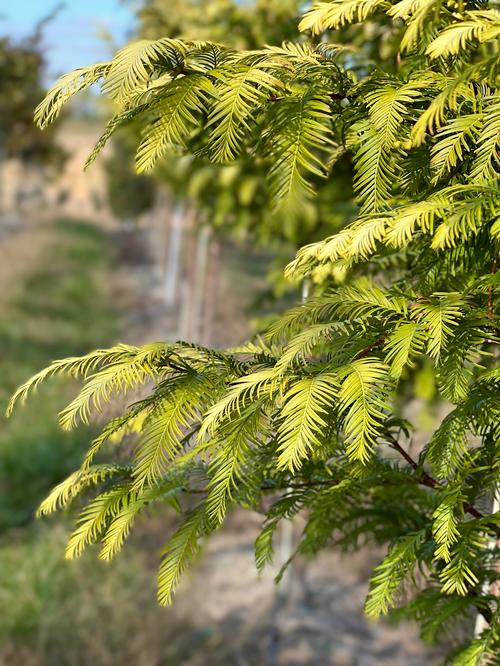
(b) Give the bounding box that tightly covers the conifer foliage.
[10,0,500,660]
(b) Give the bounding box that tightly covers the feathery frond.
[65,484,132,560]
[426,11,500,59]
[299,0,389,33]
[207,64,283,162]
[101,38,187,102]
[132,370,211,489]
[34,63,109,129]
[263,88,333,206]
[277,373,338,471]
[136,74,214,172]
[365,531,425,617]
[37,465,131,517]
[157,504,207,605]
[338,358,390,462]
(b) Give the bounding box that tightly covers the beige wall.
[1,121,114,226]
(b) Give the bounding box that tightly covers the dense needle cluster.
[8,0,500,661]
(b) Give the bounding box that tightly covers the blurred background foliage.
[104,131,157,222]
[0,36,64,165]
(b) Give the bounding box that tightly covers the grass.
[0,218,119,529]
[0,525,181,666]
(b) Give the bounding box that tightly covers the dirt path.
[154,509,442,666]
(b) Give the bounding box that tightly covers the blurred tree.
[0,19,66,218]
[137,0,300,47]
[133,0,354,249]
[0,36,60,164]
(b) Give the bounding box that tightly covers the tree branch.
[487,257,497,322]
[385,434,500,539]
[354,335,386,360]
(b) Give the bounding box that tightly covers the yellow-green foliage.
[9,1,500,662]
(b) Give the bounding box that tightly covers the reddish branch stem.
[386,435,500,539]
[488,258,497,321]
[354,335,386,360]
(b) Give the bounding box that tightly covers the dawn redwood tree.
[8,0,500,661]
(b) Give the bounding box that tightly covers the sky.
[2,1,137,82]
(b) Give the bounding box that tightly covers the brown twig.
[385,434,500,539]
[487,258,497,322]
[354,335,386,360]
